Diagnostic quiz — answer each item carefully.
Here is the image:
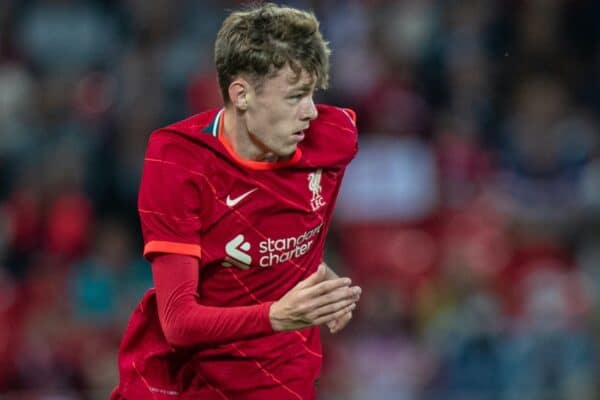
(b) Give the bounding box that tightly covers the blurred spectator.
[322,282,435,400]
[68,218,151,325]
[0,64,36,167]
[431,292,504,400]
[501,269,597,400]
[17,0,119,74]
[494,76,597,224]
[0,0,599,398]
[579,147,600,213]
[337,134,439,222]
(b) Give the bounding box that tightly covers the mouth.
[292,130,306,142]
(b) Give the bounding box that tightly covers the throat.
[259,152,282,162]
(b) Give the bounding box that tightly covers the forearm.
[162,289,274,348]
[153,254,274,348]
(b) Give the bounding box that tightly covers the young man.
[111,3,360,399]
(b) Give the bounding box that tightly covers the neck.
[222,107,280,162]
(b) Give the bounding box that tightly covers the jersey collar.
[204,109,302,171]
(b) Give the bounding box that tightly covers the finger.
[295,263,328,289]
[353,286,362,299]
[306,285,360,311]
[327,313,348,333]
[330,312,352,334]
[303,278,353,299]
[326,319,336,330]
[306,297,357,320]
[327,320,338,333]
[313,303,356,326]
[290,284,359,318]
[349,286,361,302]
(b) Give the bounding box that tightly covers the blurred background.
[1,0,599,399]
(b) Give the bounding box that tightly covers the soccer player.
[111,3,361,399]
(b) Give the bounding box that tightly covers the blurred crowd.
[0,0,599,399]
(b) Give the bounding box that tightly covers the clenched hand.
[269,263,361,332]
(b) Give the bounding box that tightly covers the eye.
[287,94,303,102]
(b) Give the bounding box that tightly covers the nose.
[300,98,318,121]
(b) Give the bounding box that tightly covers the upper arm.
[138,135,204,260]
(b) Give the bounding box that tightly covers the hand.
[322,262,360,334]
[326,309,354,334]
[269,263,361,332]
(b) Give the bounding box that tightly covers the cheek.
[268,111,296,134]
[247,108,270,133]
[251,100,283,126]
[247,113,284,143]
[248,101,298,140]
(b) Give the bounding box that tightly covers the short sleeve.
[138,138,203,260]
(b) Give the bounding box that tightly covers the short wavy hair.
[214,3,331,103]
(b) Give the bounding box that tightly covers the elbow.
[161,323,190,348]
[158,299,194,348]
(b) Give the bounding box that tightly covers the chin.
[276,145,297,158]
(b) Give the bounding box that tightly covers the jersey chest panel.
[196,163,340,304]
[202,164,337,270]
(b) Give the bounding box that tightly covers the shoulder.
[300,104,358,168]
[315,104,357,130]
[144,109,221,166]
[160,108,220,137]
[139,113,218,206]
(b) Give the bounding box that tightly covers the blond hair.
[214,3,330,103]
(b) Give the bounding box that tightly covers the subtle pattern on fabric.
[152,253,274,347]
[112,105,358,399]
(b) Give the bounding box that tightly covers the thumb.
[296,263,327,288]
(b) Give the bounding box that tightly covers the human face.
[244,65,318,158]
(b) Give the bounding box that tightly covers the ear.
[228,79,249,111]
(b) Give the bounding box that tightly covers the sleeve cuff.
[143,240,201,259]
[260,301,276,334]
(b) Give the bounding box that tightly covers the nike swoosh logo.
[226,188,257,207]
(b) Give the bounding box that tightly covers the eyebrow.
[289,84,313,94]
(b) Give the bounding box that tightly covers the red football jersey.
[112,105,357,400]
